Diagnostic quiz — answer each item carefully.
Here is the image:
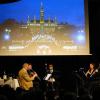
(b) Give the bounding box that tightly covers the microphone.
[45,63,48,71]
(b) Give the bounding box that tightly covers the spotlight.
[4,34,10,40]
[77,34,85,41]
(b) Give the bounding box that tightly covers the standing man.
[18,63,37,91]
[44,64,60,100]
[46,64,55,83]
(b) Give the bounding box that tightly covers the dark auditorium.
[0,0,100,100]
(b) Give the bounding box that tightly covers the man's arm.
[23,71,37,82]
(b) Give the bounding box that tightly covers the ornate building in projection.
[26,2,57,34]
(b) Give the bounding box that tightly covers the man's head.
[23,63,32,70]
[28,63,32,70]
[22,63,29,70]
[48,64,53,73]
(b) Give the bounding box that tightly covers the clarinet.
[30,69,41,81]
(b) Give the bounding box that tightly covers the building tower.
[54,17,57,27]
[33,16,36,33]
[48,17,51,27]
[33,16,36,24]
[40,2,44,33]
[27,16,30,26]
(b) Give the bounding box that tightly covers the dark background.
[89,0,100,58]
[0,0,100,93]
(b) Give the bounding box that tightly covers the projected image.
[0,0,89,55]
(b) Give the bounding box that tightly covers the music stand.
[44,74,52,80]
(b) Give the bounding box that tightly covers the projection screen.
[0,0,90,55]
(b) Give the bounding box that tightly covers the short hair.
[22,63,29,68]
[48,64,53,69]
[48,64,53,67]
[28,63,32,66]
